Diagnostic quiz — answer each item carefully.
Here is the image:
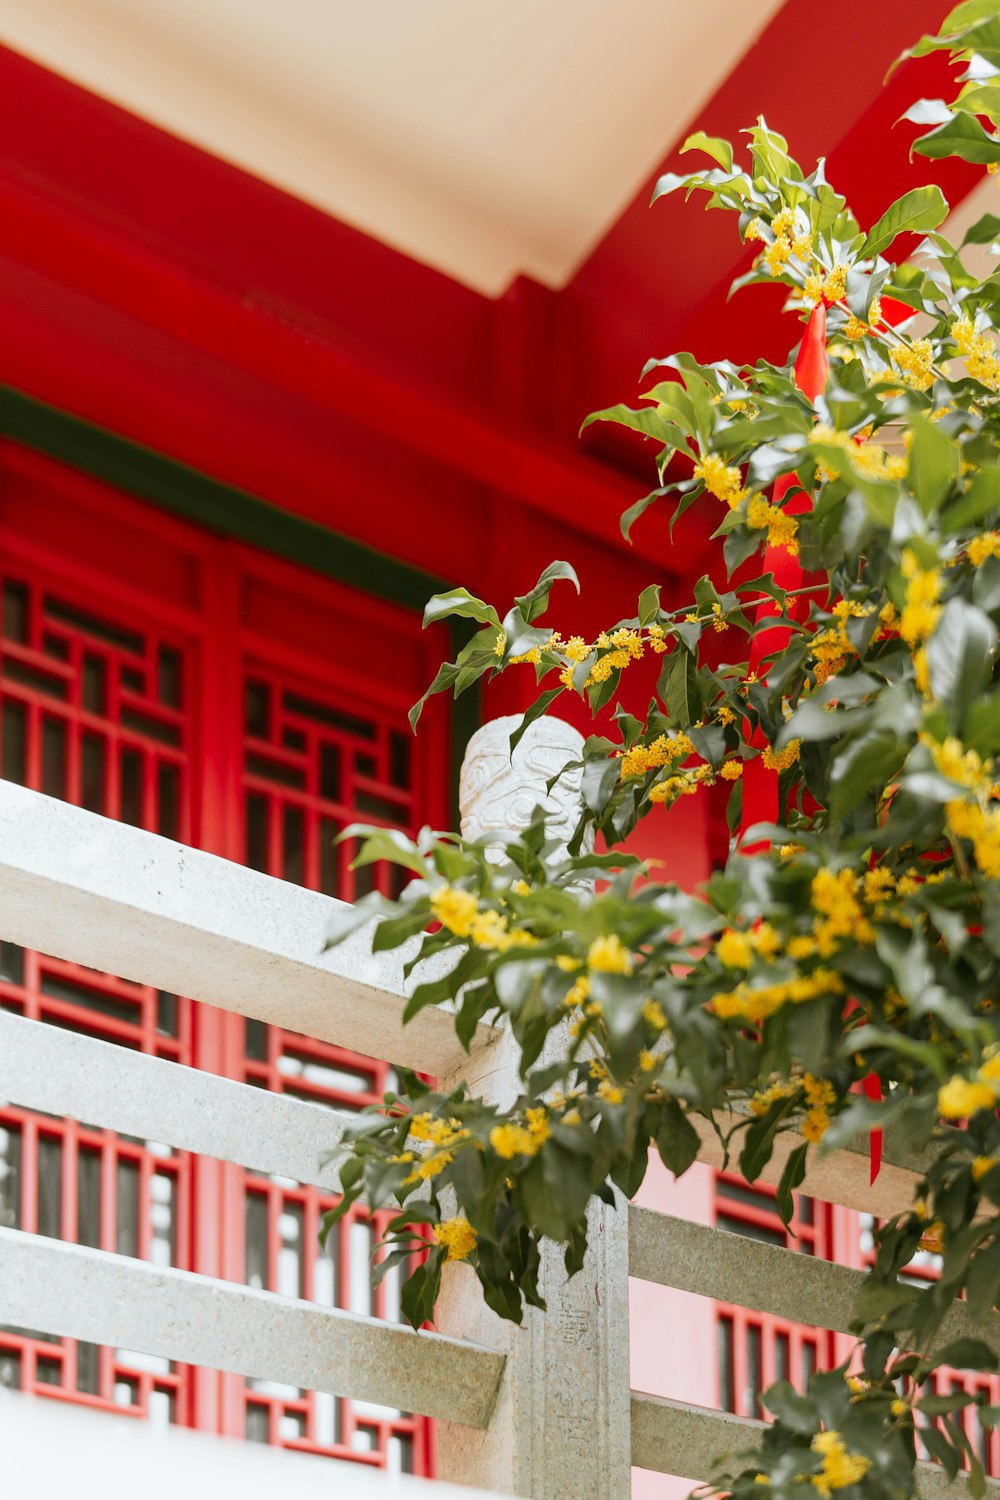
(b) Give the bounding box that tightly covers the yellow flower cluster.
[409,1113,468,1147]
[953,315,1000,391]
[694,453,747,508]
[716,923,782,969]
[925,735,1000,878]
[891,337,934,392]
[493,631,506,657]
[749,1078,797,1116]
[643,997,667,1031]
[585,628,645,686]
[973,1155,997,1181]
[720,759,743,780]
[823,265,848,303]
[899,549,941,647]
[810,1430,872,1495]
[809,600,876,684]
[648,763,715,803]
[968,532,1000,566]
[562,973,590,1009]
[619,732,694,780]
[937,1070,997,1120]
[434,1217,477,1262]
[746,495,799,555]
[431,885,478,936]
[811,868,874,954]
[647,622,670,653]
[430,885,535,952]
[711,968,845,1024]
[762,739,801,773]
[759,208,812,277]
[588,933,633,975]
[490,1108,551,1160]
[802,1074,835,1144]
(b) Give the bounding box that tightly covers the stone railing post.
[435,716,632,1500]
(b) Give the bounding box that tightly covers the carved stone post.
[435,716,632,1500]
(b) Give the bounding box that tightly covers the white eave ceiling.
[0,0,785,297]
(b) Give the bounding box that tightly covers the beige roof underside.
[0,0,785,296]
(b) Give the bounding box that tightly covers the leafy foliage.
[326,13,1000,1498]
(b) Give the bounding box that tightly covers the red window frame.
[0,440,447,1476]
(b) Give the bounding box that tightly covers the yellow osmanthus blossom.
[762,739,801,772]
[647,622,669,653]
[431,885,478,937]
[968,532,1000,567]
[588,934,633,975]
[805,272,825,305]
[843,314,868,341]
[891,337,934,392]
[717,929,753,969]
[721,759,743,780]
[749,1078,797,1116]
[802,1074,836,1144]
[619,732,694,780]
[811,868,874,953]
[639,1049,658,1072]
[434,1217,477,1262]
[643,997,667,1031]
[648,764,715,803]
[751,922,782,958]
[493,631,506,657]
[810,1430,872,1496]
[405,1151,453,1184]
[924,735,1000,877]
[694,453,747,508]
[937,1075,996,1120]
[711,968,845,1025]
[718,704,736,725]
[408,1114,468,1148]
[562,974,590,1010]
[973,1155,997,1181]
[899,549,941,647]
[565,636,590,663]
[745,218,766,242]
[823,265,848,303]
[597,1080,624,1104]
[490,1122,543,1159]
[746,495,799,554]
[953,314,1000,391]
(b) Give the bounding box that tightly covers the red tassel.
[861,1074,883,1183]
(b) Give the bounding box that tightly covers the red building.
[0,2,995,1488]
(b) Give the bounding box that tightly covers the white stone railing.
[0,759,997,1499]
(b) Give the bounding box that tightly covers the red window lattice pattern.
[714,1172,836,1421]
[715,1178,1000,1478]
[0,451,442,1477]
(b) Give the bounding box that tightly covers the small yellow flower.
[972,1155,996,1182]
[434,1217,477,1262]
[431,885,478,937]
[717,929,753,968]
[587,934,633,975]
[937,1075,996,1120]
[720,759,743,780]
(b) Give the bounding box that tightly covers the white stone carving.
[459,713,591,858]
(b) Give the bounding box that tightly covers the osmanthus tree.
[327,6,1000,1495]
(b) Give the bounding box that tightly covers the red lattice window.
[0,561,197,1420]
[0,447,444,1477]
[714,1172,837,1418]
[858,1214,1000,1475]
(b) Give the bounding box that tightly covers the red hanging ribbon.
[736,303,883,1182]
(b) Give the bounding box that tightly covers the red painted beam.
[0,165,666,567]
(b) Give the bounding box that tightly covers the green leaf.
[422,587,500,631]
[761,1381,816,1434]
[906,414,959,515]
[930,1337,999,1373]
[346,825,427,876]
[638,583,662,625]
[680,132,733,172]
[776,1142,808,1228]
[913,113,1000,165]
[514,560,580,624]
[942,464,1000,533]
[926,598,996,731]
[860,186,949,259]
[654,1099,701,1177]
[961,211,1000,247]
